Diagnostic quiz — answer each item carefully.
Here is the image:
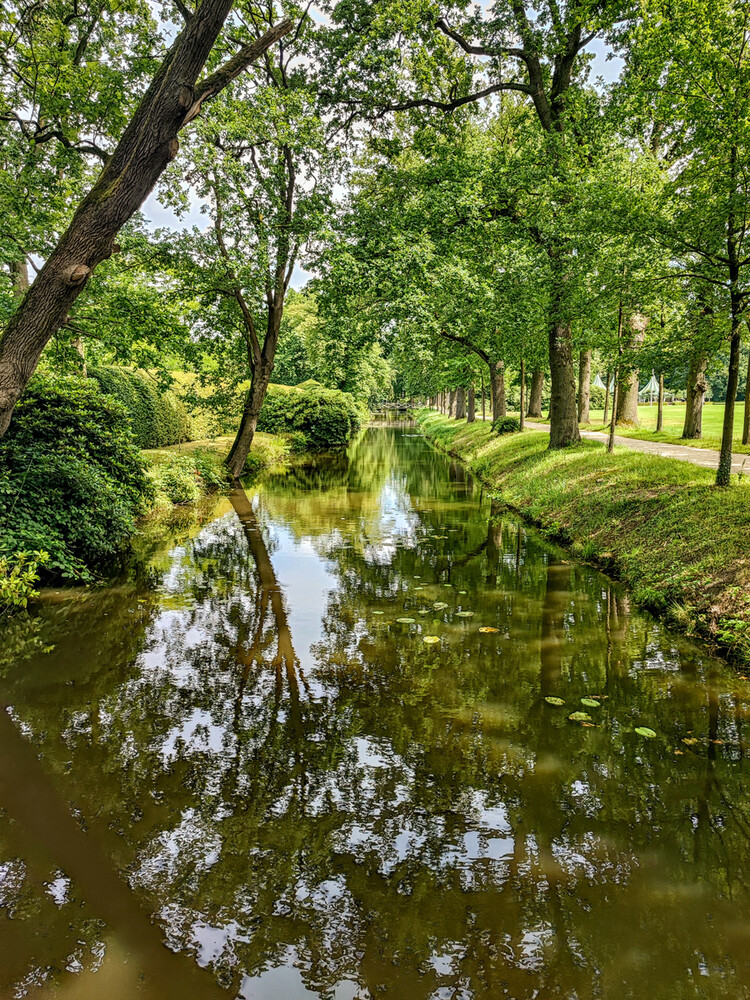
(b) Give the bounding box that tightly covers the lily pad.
[413,575,422,579]
[479,626,500,634]
[459,590,467,595]
[372,611,385,616]
[417,609,430,616]
[580,698,600,709]
[635,727,657,739]
[432,602,449,611]
[443,583,453,588]
[544,696,565,706]
[423,635,441,645]
[396,617,416,624]
[456,611,475,618]
[568,711,592,723]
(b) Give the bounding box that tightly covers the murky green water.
[2,425,750,1000]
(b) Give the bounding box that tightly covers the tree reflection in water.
[0,428,750,999]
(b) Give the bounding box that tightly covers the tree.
[0,2,292,437]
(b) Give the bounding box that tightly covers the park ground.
[416,410,750,669]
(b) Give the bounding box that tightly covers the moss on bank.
[417,411,750,667]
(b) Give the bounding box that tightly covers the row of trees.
[0,0,748,485]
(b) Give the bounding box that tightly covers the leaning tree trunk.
[225,303,285,479]
[455,385,466,419]
[577,349,591,424]
[615,371,640,426]
[682,354,708,439]
[489,359,506,420]
[548,319,580,448]
[527,369,544,418]
[0,11,292,438]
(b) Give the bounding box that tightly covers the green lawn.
[580,402,750,455]
[417,411,750,668]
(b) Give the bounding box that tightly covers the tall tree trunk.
[682,354,708,439]
[519,358,525,430]
[0,12,292,438]
[467,384,475,423]
[656,371,664,432]
[742,319,750,445]
[548,320,580,448]
[527,369,544,418]
[577,349,591,424]
[481,374,486,421]
[607,378,619,454]
[603,372,610,425]
[717,279,742,486]
[615,371,640,426]
[455,385,466,419]
[490,359,506,419]
[449,388,457,418]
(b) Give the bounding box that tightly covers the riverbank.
[417,411,750,667]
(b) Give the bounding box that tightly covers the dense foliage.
[0,375,152,581]
[257,382,368,451]
[88,366,189,448]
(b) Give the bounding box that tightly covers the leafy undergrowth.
[417,411,750,667]
[143,431,291,486]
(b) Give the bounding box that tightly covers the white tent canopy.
[639,375,660,396]
[592,373,606,389]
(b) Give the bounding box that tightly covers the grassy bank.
[417,411,750,667]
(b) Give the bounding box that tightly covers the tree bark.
[656,371,664,432]
[742,319,750,445]
[455,385,466,419]
[490,359,506,419]
[9,260,30,302]
[717,278,742,486]
[615,371,640,426]
[548,320,580,448]
[577,349,591,424]
[449,388,457,418]
[467,384,475,423]
[519,358,525,430]
[682,354,708,439]
[0,12,292,437]
[603,373,610,425]
[225,301,285,479]
[481,374,486,421]
[527,369,544,418]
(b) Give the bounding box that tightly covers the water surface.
[1,425,750,1000]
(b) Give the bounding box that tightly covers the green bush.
[147,450,225,505]
[589,385,607,411]
[0,550,49,614]
[0,374,153,581]
[492,416,521,435]
[88,366,189,448]
[256,381,368,450]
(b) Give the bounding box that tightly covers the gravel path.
[531,422,750,475]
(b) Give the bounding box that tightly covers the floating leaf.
[423,635,440,645]
[479,626,500,634]
[674,749,684,755]
[413,586,424,591]
[459,590,467,594]
[372,611,384,616]
[580,698,600,709]
[417,609,430,616]
[443,583,453,588]
[413,575,422,579]
[682,737,699,745]
[432,602,448,611]
[396,617,416,624]
[544,696,565,706]
[635,727,657,739]
[568,712,592,723]
[456,611,474,618]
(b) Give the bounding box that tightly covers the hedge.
[88,366,190,448]
[0,374,152,581]
[256,381,368,450]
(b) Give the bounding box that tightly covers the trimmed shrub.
[88,366,190,448]
[0,374,153,581]
[589,385,606,411]
[257,381,368,450]
[146,450,225,506]
[492,416,521,435]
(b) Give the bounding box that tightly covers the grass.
[528,402,750,455]
[417,410,750,668]
[142,431,290,469]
